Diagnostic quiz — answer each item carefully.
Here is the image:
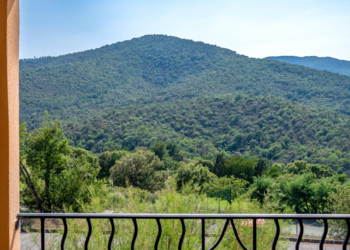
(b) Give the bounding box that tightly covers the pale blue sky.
[20,0,350,60]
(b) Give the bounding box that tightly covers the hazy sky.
[20,0,350,60]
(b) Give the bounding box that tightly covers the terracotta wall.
[0,0,20,249]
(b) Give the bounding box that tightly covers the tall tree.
[212,152,225,176]
[26,114,70,212]
[20,113,101,212]
[152,141,167,161]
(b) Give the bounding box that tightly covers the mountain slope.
[265,56,350,76]
[64,95,350,172]
[20,35,350,129]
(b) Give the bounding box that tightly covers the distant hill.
[20,35,350,129]
[265,56,350,76]
[65,95,350,172]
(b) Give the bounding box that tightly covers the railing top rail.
[17,213,350,220]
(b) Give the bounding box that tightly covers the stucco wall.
[0,0,20,249]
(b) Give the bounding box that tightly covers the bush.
[327,184,350,239]
[110,148,167,191]
[175,162,217,191]
[98,150,128,179]
[222,156,257,183]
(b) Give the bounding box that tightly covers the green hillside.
[265,56,350,76]
[20,35,350,130]
[64,95,350,173]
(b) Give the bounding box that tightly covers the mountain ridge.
[265,56,350,76]
[20,35,243,71]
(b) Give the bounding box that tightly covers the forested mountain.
[20,35,350,129]
[19,35,350,219]
[64,95,350,172]
[265,56,350,76]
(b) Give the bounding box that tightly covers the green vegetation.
[249,160,347,213]
[24,186,289,249]
[20,35,350,130]
[20,114,102,212]
[175,161,217,192]
[19,115,349,215]
[20,115,350,249]
[64,95,350,173]
[266,56,350,76]
[109,148,167,191]
[97,150,127,179]
[327,184,350,239]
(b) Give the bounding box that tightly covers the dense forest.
[20,35,350,130]
[63,95,350,174]
[266,56,350,76]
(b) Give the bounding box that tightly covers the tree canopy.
[64,95,350,174]
[20,114,102,212]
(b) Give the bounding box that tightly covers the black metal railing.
[17,213,350,250]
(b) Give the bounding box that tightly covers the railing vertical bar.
[41,218,45,250]
[178,219,186,250]
[131,218,138,250]
[253,219,257,250]
[320,219,328,250]
[343,219,350,250]
[296,219,304,250]
[61,218,68,250]
[202,219,205,250]
[108,218,115,250]
[208,219,229,250]
[85,218,92,250]
[155,218,162,250]
[272,219,280,250]
[230,219,248,250]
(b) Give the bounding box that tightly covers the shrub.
[110,148,167,191]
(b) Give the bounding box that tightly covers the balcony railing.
[17,213,350,250]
